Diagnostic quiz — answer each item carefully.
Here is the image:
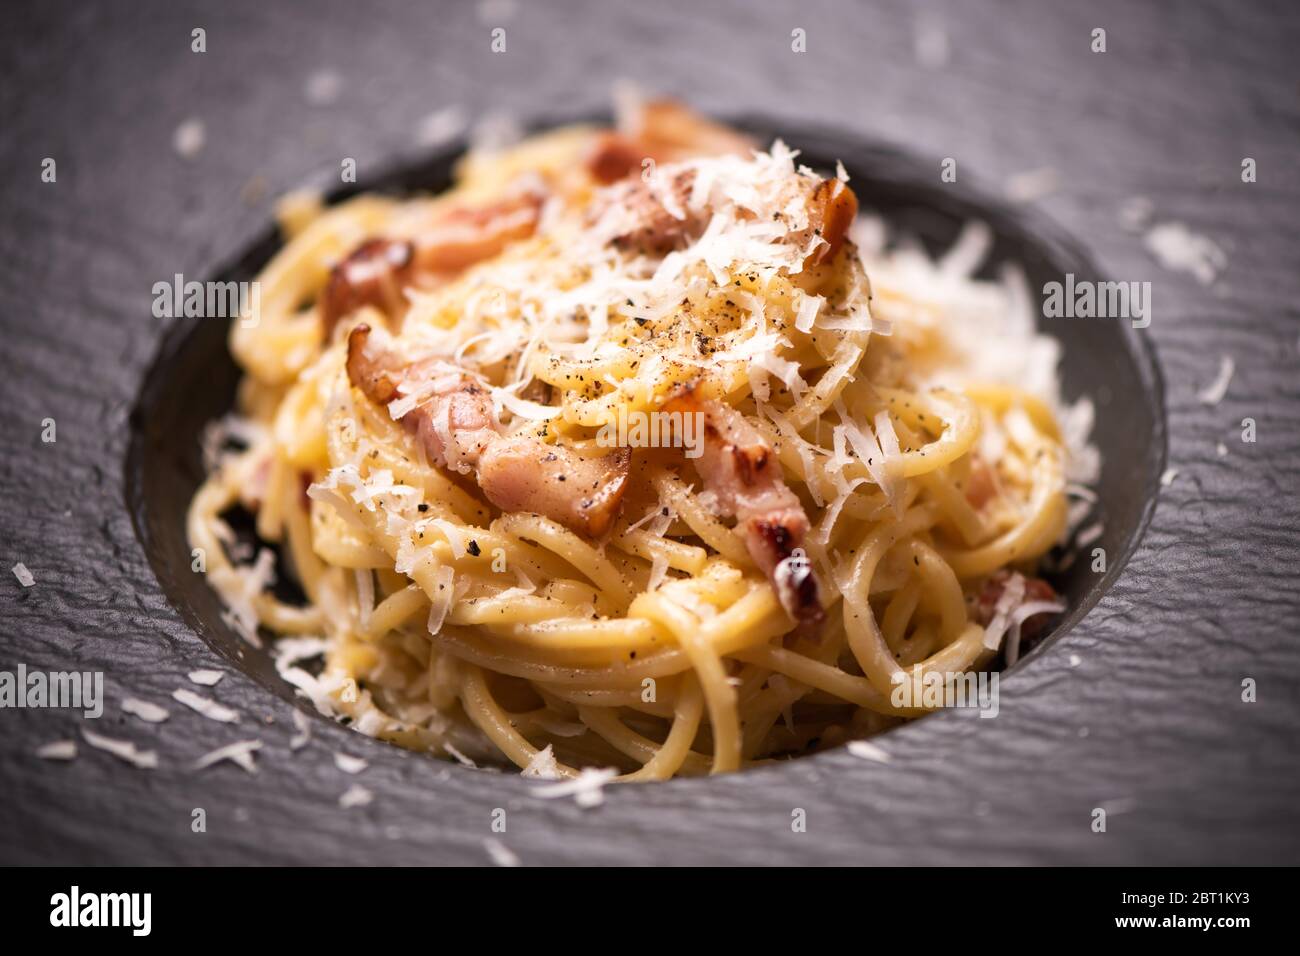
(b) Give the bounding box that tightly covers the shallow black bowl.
[126,119,1165,782]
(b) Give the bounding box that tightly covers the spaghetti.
[190,100,1095,780]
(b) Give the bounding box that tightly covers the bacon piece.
[630,99,756,161]
[598,169,704,256]
[320,238,414,334]
[805,178,858,266]
[963,456,998,510]
[344,322,407,403]
[346,322,518,476]
[585,132,652,185]
[585,100,755,185]
[594,163,859,268]
[405,376,500,476]
[409,185,544,274]
[479,439,631,538]
[664,387,824,635]
[321,183,545,334]
[972,571,1059,643]
[346,324,629,537]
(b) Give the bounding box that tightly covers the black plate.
[126,120,1164,724]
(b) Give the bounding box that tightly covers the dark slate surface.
[1,0,1297,865]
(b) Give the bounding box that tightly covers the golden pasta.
[190,101,1091,781]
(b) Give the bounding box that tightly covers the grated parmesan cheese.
[531,766,618,807]
[216,547,276,649]
[1005,167,1059,204]
[290,710,313,750]
[303,68,342,106]
[444,742,478,767]
[982,573,1026,651]
[1075,522,1104,548]
[81,728,157,770]
[425,564,459,635]
[1198,355,1234,406]
[1144,221,1226,285]
[334,752,369,775]
[484,837,522,867]
[194,740,262,774]
[36,740,77,761]
[122,698,170,723]
[1004,596,1067,666]
[416,105,467,148]
[833,400,903,512]
[173,117,205,159]
[172,688,240,724]
[847,739,892,763]
[521,744,562,779]
[427,518,470,559]
[339,784,374,808]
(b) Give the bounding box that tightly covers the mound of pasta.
[191,100,1094,780]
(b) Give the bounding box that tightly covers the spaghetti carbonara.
[189,100,1096,780]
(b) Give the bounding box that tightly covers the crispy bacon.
[972,571,1060,644]
[343,322,407,403]
[320,238,415,334]
[409,185,544,274]
[479,439,630,538]
[628,99,755,161]
[321,183,545,335]
[346,324,629,537]
[598,169,704,256]
[664,387,824,635]
[594,164,859,267]
[585,132,652,186]
[584,99,755,184]
[806,177,858,266]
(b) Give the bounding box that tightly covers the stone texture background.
[0,0,1296,864]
